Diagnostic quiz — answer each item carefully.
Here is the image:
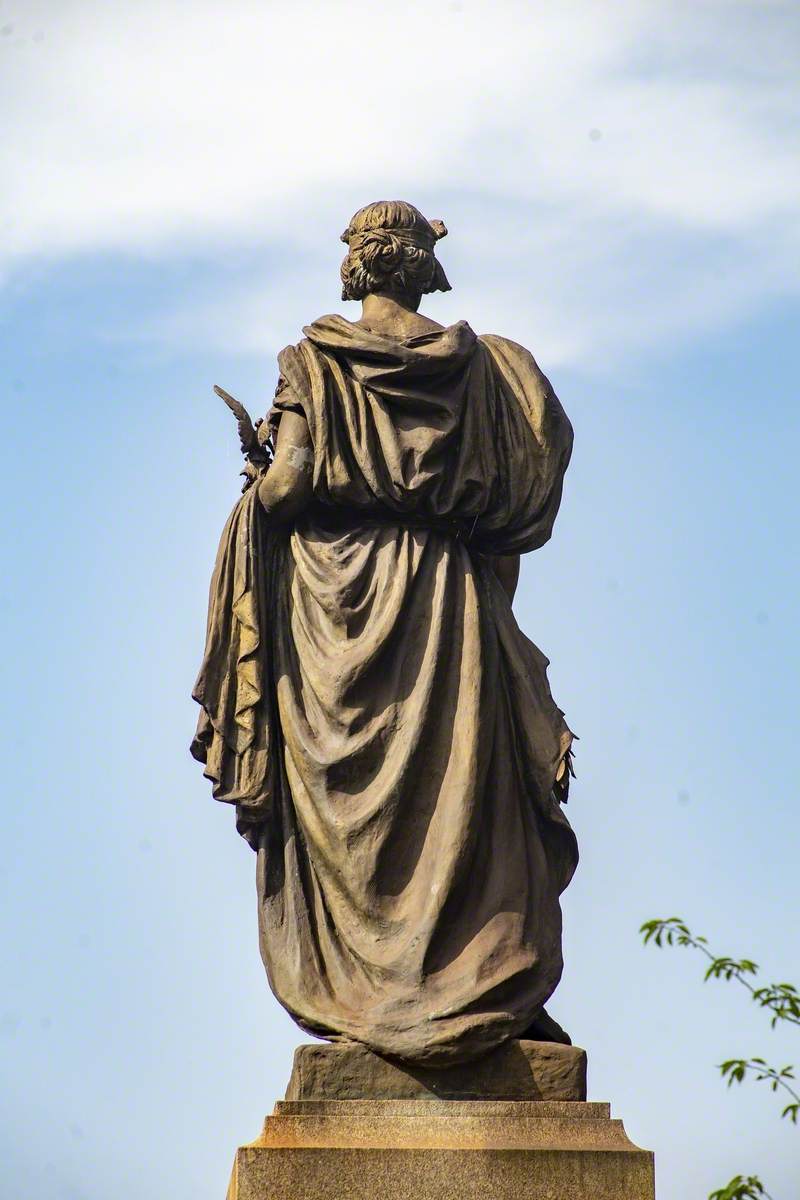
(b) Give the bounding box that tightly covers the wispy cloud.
[2,0,798,365]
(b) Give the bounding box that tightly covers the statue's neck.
[358,291,443,340]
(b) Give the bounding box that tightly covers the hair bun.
[429,219,447,240]
[361,230,403,273]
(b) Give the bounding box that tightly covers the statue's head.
[340,201,451,305]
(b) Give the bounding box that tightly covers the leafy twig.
[641,916,796,1198]
[709,1176,773,1200]
[640,918,800,1028]
[719,1058,800,1124]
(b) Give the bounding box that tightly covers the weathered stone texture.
[286,1039,587,1102]
[227,1098,655,1199]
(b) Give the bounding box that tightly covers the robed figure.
[192,202,578,1066]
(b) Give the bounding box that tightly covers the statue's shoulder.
[301,313,354,346]
[478,333,554,397]
[478,334,570,433]
[479,333,546,379]
[277,314,348,359]
[274,316,339,382]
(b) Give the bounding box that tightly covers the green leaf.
[709,1174,770,1200]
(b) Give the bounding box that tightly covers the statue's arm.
[490,554,520,603]
[257,410,314,521]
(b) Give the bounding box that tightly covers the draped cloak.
[192,315,578,1065]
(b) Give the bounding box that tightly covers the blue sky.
[1,3,798,1198]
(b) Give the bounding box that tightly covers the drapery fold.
[193,316,578,1063]
[190,485,283,844]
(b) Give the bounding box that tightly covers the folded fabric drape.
[192,315,578,1064]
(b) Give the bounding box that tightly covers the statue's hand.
[240,460,266,493]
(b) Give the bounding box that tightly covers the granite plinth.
[226,1041,653,1198]
[286,1039,587,1101]
[227,1099,655,1199]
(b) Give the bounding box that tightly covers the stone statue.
[191,201,578,1067]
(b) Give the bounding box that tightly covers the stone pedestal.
[286,1039,588,1102]
[226,1043,655,1199]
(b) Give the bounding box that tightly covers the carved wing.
[214,384,259,456]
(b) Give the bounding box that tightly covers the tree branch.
[640,918,800,1028]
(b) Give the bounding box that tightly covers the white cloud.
[1,0,798,365]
